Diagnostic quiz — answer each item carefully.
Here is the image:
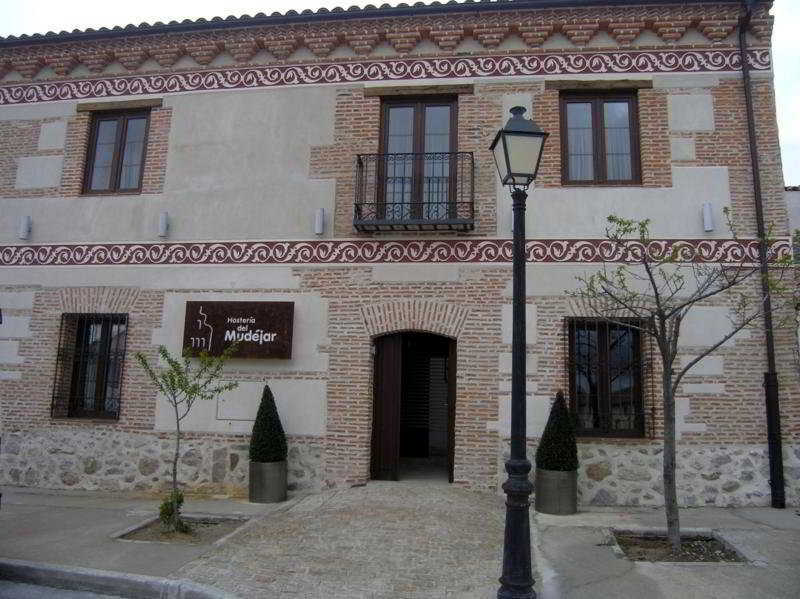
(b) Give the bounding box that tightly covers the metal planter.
[534,468,577,515]
[249,460,287,503]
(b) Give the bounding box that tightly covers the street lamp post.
[490,106,548,599]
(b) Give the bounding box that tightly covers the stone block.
[0,341,22,364]
[38,120,67,150]
[679,354,723,376]
[586,461,611,482]
[670,136,696,161]
[680,307,749,347]
[211,448,227,483]
[668,94,715,132]
[0,292,35,309]
[590,488,617,505]
[0,315,31,338]
[682,383,725,394]
[498,352,537,375]
[138,457,159,476]
[15,155,63,189]
[501,303,537,344]
[652,74,720,89]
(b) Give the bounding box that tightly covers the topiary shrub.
[535,391,578,472]
[249,384,288,463]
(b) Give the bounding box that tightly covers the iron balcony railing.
[354,151,474,232]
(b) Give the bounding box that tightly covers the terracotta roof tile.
[0,0,719,47]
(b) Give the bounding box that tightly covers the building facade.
[1,0,798,507]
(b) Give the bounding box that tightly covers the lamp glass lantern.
[490,106,549,188]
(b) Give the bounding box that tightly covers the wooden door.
[371,334,403,481]
[447,338,457,484]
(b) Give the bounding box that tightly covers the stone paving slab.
[175,482,510,598]
[0,486,272,577]
[534,506,800,599]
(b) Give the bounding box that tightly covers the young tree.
[135,345,238,532]
[569,215,794,551]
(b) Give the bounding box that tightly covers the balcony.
[354,152,474,232]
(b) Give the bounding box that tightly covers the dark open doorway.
[371,332,456,482]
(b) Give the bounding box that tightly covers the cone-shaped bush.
[249,384,288,463]
[535,391,578,471]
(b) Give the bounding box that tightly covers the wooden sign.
[182,301,294,359]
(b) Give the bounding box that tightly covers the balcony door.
[380,97,457,222]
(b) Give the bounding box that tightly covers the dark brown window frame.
[378,95,459,220]
[82,109,151,195]
[560,91,642,186]
[51,313,129,420]
[567,317,645,438]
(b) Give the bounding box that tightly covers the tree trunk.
[662,375,681,552]
[171,402,181,532]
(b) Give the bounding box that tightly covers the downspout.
[739,0,785,509]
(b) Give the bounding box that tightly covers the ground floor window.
[51,313,128,419]
[567,318,645,437]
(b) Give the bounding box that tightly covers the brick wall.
[2,106,171,199]
[0,286,164,431]
[1,1,796,503]
[1,266,797,497]
[0,118,62,198]
[61,107,171,197]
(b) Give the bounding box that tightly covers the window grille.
[51,313,128,419]
[565,317,646,437]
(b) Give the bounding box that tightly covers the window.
[567,318,644,437]
[380,96,457,221]
[51,314,128,419]
[560,92,641,185]
[83,111,150,193]
[354,95,474,232]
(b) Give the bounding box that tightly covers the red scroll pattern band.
[0,239,789,267]
[0,49,771,105]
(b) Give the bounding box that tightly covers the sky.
[1,0,798,185]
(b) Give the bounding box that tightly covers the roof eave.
[0,0,745,48]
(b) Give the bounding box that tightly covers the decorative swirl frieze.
[0,238,788,267]
[0,49,770,105]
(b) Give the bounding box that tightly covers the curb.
[0,558,238,599]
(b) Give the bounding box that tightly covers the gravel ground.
[174,481,511,599]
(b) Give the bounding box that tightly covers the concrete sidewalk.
[0,486,273,578]
[533,506,800,599]
[2,485,799,598]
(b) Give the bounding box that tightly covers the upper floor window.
[354,96,474,231]
[560,92,641,185]
[381,97,457,221]
[51,313,128,420]
[83,110,150,194]
[567,318,645,437]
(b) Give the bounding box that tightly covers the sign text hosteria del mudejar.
[182,301,294,359]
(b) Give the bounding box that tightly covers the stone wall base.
[500,440,800,507]
[0,427,323,496]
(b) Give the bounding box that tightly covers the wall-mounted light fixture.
[158,211,170,238]
[702,202,714,232]
[17,215,32,240]
[314,208,325,236]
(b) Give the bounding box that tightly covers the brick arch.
[360,299,470,339]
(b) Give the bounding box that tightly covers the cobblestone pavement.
[175,481,515,598]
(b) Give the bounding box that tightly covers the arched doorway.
[370,332,456,482]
